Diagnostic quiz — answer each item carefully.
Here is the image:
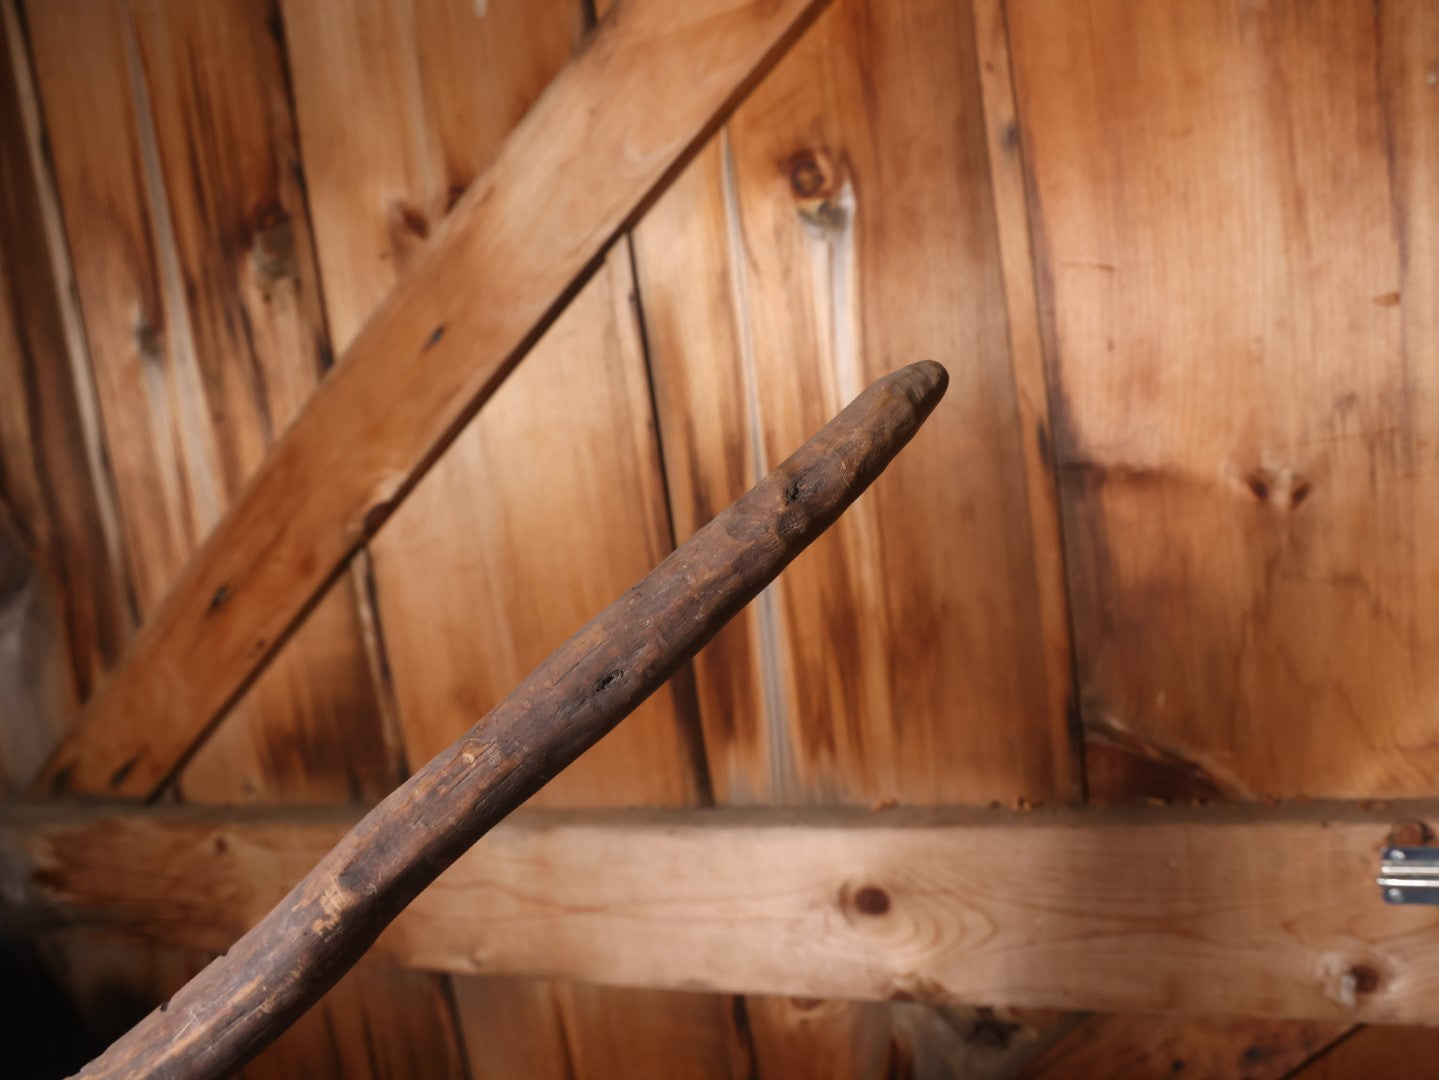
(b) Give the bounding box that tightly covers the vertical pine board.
[968,0,1077,796]
[34,934,466,1080]
[1291,1025,1439,1080]
[1018,1014,1348,1080]
[743,997,1071,1079]
[278,0,577,345]
[0,4,128,786]
[280,0,733,1072]
[631,0,1075,809]
[457,978,747,1080]
[21,2,454,1073]
[21,0,195,609]
[370,246,706,807]
[23,0,395,803]
[1004,0,1437,1059]
[0,260,78,786]
[626,0,1079,1068]
[0,2,131,730]
[243,965,467,1080]
[1007,0,1439,799]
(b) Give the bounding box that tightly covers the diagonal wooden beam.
[1,799,1429,1026]
[33,0,831,800]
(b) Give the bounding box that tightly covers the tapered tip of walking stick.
[888,359,949,413]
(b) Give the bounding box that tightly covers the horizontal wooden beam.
[2,800,1431,1025]
[32,0,829,799]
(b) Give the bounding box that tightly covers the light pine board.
[626,0,1080,1067]
[1008,0,1439,800]
[23,0,395,803]
[278,0,743,1073]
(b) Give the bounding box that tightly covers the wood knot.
[386,201,431,269]
[853,884,890,915]
[250,203,296,284]
[785,148,849,231]
[134,313,164,364]
[1348,963,1381,995]
[788,150,830,199]
[1243,465,1310,509]
[1323,953,1386,1007]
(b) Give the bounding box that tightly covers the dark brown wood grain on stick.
[33,0,830,800]
[70,362,947,1079]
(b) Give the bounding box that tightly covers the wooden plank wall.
[1002,0,1439,1074]
[3,0,1438,1076]
[6,0,460,1074]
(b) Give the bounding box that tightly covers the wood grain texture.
[372,246,706,807]
[279,0,732,1069]
[741,996,1070,1079]
[9,800,1439,1027]
[53,363,944,1078]
[1291,1025,1439,1080]
[631,0,1074,810]
[23,0,395,803]
[969,0,1077,802]
[20,0,192,611]
[0,1,132,775]
[282,0,702,807]
[281,0,581,347]
[17,5,453,1073]
[455,977,745,1080]
[30,933,466,1080]
[33,0,830,802]
[629,0,1079,1065]
[1018,1013,1348,1080]
[1008,0,1439,800]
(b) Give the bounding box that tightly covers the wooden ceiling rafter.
[3,798,1428,1028]
[30,0,833,802]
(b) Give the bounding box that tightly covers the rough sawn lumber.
[58,361,947,1078]
[33,0,831,800]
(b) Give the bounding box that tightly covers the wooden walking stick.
[73,361,949,1079]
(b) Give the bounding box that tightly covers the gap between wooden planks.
[30,0,830,800]
[2,799,1433,1026]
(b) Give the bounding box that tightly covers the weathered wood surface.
[628,0,1081,1063]
[279,0,732,1066]
[22,0,397,804]
[1017,1013,1348,1080]
[16,933,466,1080]
[1007,0,1439,800]
[0,2,132,781]
[631,0,1075,810]
[455,976,748,1080]
[33,0,830,801]
[1293,1024,1439,1079]
[1002,0,1439,1060]
[9,798,1439,1028]
[47,363,945,1078]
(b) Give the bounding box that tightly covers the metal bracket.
[1378,846,1439,904]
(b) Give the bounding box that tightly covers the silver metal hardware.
[1378,847,1439,904]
